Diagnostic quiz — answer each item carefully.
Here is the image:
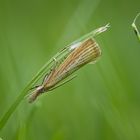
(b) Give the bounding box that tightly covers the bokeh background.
[0,0,140,139]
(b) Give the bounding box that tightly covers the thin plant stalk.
[132,13,140,41]
[0,24,109,131]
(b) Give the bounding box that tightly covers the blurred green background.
[0,0,140,139]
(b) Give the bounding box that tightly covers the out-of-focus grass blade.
[132,13,140,41]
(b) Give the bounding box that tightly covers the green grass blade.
[132,13,140,41]
[0,52,60,131]
[0,24,109,131]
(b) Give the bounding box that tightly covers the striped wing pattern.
[43,38,101,89]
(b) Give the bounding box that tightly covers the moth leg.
[29,58,58,92]
[53,57,57,65]
[50,57,57,70]
[48,74,77,91]
[29,85,40,91]
[42,57,58,84]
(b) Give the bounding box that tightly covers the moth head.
[28,86,45,103]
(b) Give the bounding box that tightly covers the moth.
[28,24,109,103]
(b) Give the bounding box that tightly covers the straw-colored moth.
[28,24,110,103]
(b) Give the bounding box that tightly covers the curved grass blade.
[0,24,109,130]
[132,13,140,41]
[0,50,67,131]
